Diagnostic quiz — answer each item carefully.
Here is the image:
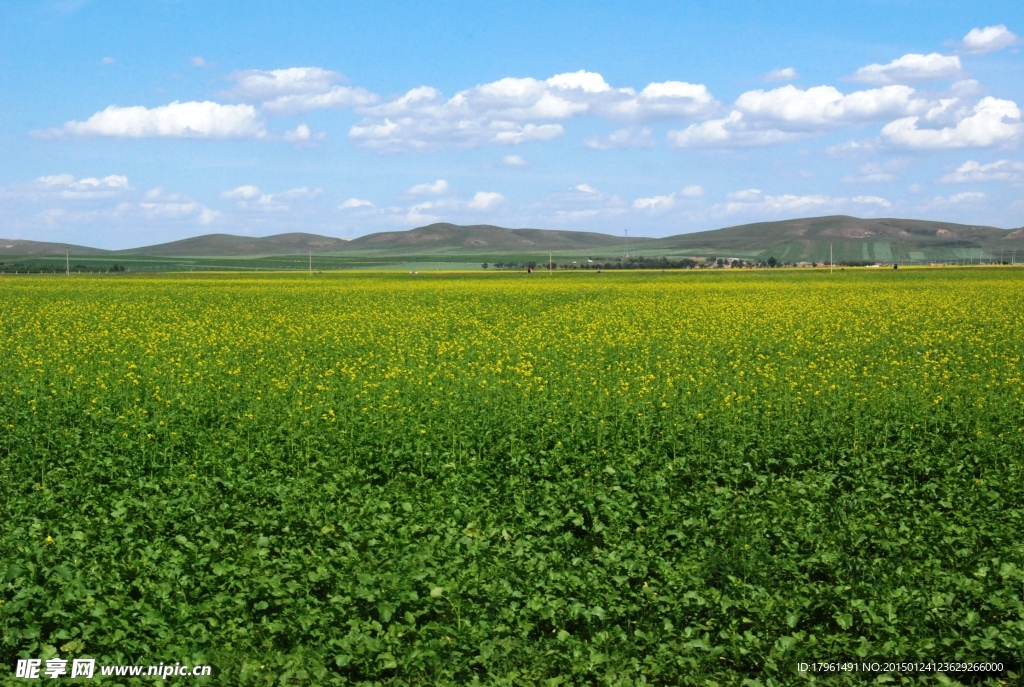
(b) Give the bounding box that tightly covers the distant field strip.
[2,269,1023,685]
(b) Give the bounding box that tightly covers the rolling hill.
[114,232,352,257]
[0,239,111,256]
[346,223,643,253]
[643,216,1024,263]
[2,217,1022,265]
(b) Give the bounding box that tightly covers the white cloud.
[350,114,564,151]
[940,159,1024,183]
[501,155,527,167]
[668,111,802,148]
[632,184,704,212]
[735,84,929,127]
[850,53,964,84]
[406,201,440,224]
[0,174,132,201]
[633,194,676,211]
[220,184,321,211]
[230,67,343,101]
[609,81,717,119]
[408,179,449,195]
[339,198,375,209]
[851,195,892,207]
[765,67,798,82]
[717,190,892,215]
[923,191,988,208]
[220,185,262,200]
[575,184,599,194]
[283,123,324,143]
[962,25,1019,54]
[727,189,763,201]
[263,86,379,116]
[39,101,266,139]
[101,57,114,65]
[881,96,1023,149]
[557,207,626,222]
[843,159,908,183]
[229,67,378,116]
[491,123,565,145]
[191,56,207,68]
[347,70,715,151]
[139,188,218,224]
[585,127,654,149]
[285,123,310,141]
[467,191,504,209]
[665,84,920,149]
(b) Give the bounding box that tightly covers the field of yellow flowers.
[2,269,1023,685]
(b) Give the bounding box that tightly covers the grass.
[1,268,1023,685]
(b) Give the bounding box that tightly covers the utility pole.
[624,228,629,259]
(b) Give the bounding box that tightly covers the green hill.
[347,223,644,254]
[646,216,1024,263]
[3,217,1022,266]
[114,232,352,257]
[0,239,110,256]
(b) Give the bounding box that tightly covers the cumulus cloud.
[467,191,504,209]
[585,127,654,149]
[501,154,527,167]
[221,184,321,211]
[339,198,375,209]
[262,86,378,116]
[923,191,988,208]
[881,96,1023,149]
[764,67,798,82]
[38,101,266,139]
[633,185,705,212]
[0,174,132,201]
[575,184,599,194]
[191,56,207,68]
[350,115,564,151]
[228,67,378,116]
[843,159,909,183]
[850,53,964,84]
[962,25,1019,54]
[668,84,928,148]
[347,70,715,151]
[940,159,1024,183]
[408,179,449,195]
[633,194,676,211]
[284,123,311,141]
[101,57,115,65]
[851,195,892,207]
[718,190,892,215]
[230,67,344,101]
[727,189,763,201]
[668,112,801,148]
[282,123,325,143]
[139,188,218,224]
[735,84,929,127]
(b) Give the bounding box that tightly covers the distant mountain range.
[3,217,1023,262]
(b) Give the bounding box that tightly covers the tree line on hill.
[486,256,818,270]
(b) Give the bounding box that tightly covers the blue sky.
[1,0,1022,248]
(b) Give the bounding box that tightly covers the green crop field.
[2,269,1023,685]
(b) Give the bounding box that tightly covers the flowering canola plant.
[1,269,1022,685]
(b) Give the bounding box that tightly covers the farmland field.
[2,269,1023,685]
